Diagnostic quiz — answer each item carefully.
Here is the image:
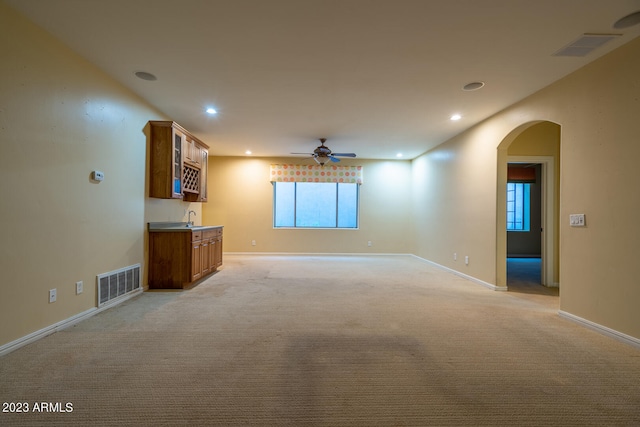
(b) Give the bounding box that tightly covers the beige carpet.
[507,257,559,297]
[1,255,639,426]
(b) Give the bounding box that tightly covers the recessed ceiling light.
[462,81,485,91]
[613,11,640,29]
[450,114,462,121]
[206,107,217,115]
[134,71,157,81]
[245,150,252,155]
[396,153,403,158]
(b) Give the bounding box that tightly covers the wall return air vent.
[97,264,141,307]
[553,33,621,57]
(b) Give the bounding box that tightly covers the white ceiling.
[6,0,640,159]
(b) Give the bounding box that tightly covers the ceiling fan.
[292,138,357,166]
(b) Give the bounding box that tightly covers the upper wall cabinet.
[183,136,202,168]
[183,142,209,203]
[148,121,209,201]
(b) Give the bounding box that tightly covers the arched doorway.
[496,121,560,291]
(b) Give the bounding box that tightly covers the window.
[274,182,359,228]
[506,182,530,231]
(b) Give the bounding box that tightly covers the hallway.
[507,258,559,297]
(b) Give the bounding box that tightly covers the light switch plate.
[569,214,586,227]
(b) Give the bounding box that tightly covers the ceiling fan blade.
[331,153,356,157]
[329,156,341,163]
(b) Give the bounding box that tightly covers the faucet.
[187,210,196,227]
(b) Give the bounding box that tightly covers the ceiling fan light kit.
[291,138,357,166]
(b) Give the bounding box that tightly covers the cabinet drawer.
[203,228,222,239]
[191,231,202,241]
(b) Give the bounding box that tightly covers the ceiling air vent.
[553,33,621,57]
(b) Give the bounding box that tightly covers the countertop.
[148,222,223,232]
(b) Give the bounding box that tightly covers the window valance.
[507,165,536,183]
[270,164,363,184]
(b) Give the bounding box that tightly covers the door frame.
[507,155,556,287]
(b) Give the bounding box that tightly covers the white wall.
[411,124,501,285]
[412,37,640,340]
[203,157,414,254]
[0,2,195,346]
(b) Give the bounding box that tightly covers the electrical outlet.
[49,288,57,303]
[465,256,469,265]
[76,281,83,295]
[251,240,256,246]
[454,253,457,261]
[367,241,372,247]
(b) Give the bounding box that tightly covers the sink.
[148,222,223,232]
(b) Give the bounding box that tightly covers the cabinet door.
[193,143,202,167]
[184,137,201,167]
[191,240,202,281]
[209,238,216,271]
[171,129,184,198]
[149,121,184,199]
[183,137,193,165]
[201,238,210,275]
[214,236,223,268]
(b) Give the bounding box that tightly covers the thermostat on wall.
[92,170,105,182]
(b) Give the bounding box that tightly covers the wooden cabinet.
[148,121,209,202]
[183,136,203,168]
[190,230,203,282]
[183,136,196,167]
[148,121,185,199]
[200,228,222,275]
[213,228,223,268]
[201,237,211,276]
[148,226,223,289]
[183,145,209,203]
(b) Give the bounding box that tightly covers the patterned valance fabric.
[270,164,363,184]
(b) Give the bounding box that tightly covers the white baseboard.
[558,311,640,348]
[0,289,142,357]
[410,255,508,291]
[225,252,413,257]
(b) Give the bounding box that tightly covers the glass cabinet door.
[173,131,183,198]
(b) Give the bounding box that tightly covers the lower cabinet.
[201,237,210,277]
[203,227,223,273]
[190,231,203,282]
[149,227,223,289]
